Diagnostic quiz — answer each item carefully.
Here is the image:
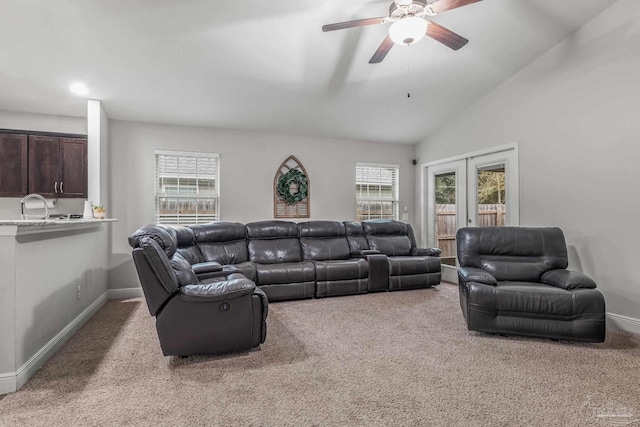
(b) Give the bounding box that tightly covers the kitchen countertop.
[0,218,117,226]
[0,218,117,236]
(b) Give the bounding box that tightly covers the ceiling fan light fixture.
[389,16,428,46]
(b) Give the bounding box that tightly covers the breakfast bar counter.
[0,218,116,394]
[0,218,117,235]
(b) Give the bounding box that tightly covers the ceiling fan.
[322,0,481,64]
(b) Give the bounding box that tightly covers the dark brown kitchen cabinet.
[28,136,60,197]
[28,136,87,198]
[0,133,28,197]
[59,138,88,197]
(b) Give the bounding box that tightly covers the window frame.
[154,149,220,225]
[355,162,400,221]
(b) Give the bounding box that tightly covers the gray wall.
[109,120,417,289]
[415,0,640,321]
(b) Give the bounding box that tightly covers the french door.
[424,145,519,268]
[426,160,466,266]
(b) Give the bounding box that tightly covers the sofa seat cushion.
[388,256,441,276]
[180,273,256,302]
[255,261,315,285]
[468,281,605,318]
[314,258,368,281]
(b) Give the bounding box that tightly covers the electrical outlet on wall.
[401,206,409,221]
[77,285,81,300]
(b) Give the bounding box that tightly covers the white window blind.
[355,162,399,221]
[154,150,220,225]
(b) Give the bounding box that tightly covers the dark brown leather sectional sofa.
[129,219,441,356]
[133,219,442,301]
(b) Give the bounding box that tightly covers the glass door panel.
[435,172,457,266]
[426,159,466,267]
[467,150,519,228]
[476,164,506,227]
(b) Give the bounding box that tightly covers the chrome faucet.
[20,193,50,220]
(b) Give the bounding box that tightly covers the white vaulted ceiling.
[0,0,618,144]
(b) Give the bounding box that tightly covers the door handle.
[54,182,58,193]
[60,182,64,193]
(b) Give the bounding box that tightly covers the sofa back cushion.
[172,225,204,265]
[456,227,569,282]
[190,222,249,265]
[298,221,351,261]
[363,220,412,256]
[246,221,302,264]
[344,221,369,253]
[172,225,196,247]
[169,252,198,286]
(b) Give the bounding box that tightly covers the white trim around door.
[420,142,520,265]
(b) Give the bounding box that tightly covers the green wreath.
[277,169,308,205]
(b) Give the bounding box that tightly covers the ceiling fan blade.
[322,17,385,32]
[426,22,468,50]
[369,35,394,64]
[430,0,482,14]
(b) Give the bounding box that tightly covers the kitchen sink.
[48,214,84,220]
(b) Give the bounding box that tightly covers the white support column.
[87,100,109,208]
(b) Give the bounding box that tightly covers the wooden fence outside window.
[436,203,506,264]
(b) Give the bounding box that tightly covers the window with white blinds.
[154,150,220,225]
[355,162,399,221]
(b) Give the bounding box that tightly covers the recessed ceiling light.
[69,82,89,96]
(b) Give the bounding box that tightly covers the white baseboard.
[0,372,16,395]
[0,291,109,395]
[108,287,143,299]
[607,312,640,334]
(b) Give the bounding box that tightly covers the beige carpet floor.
[1,283,639,427]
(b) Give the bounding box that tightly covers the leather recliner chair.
[456,226,605,342]
[129,226,268,356]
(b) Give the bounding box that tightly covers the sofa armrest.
[195,265,242,280]
[458,267,497,286]
[350,249,380,258]
[179,274,256,302]
[412,247,442,257]
[192,261,223,274]
[541,269,596,290]
[252,287,269,320]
